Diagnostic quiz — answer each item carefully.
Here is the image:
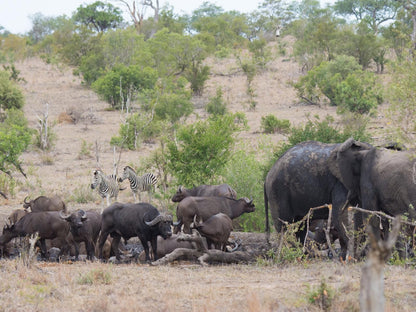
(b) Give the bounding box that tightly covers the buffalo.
[193,213,233,251]
[8,209,28,225]
[97,202,173,262]
[60,209,101,260]
[174,196,255,234]
[138,234,198,261]
[0,211,71,259]
[23,195,67,213]
[171,184,237,202]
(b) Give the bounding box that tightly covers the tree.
[394,0,416,51]
[334,0,398,34]
[116,0,160,34]
[28,13,69,44]
[74,1,123,33]
[289,3,343,70]
[0,109,32,178]
[167,114,242,186]
[148,28,208,77]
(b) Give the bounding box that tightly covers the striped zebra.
[91,169,120,213]
[119,166,158,202]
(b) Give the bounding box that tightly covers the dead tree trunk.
[360,217,401,312]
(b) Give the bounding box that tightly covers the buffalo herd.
[1,138,415,263]
[0,183,254,262]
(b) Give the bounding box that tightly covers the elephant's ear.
[329,138,371,200]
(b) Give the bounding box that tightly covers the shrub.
[167,114,242,186]
[307,280,334,311]
[92,65,157,109]
[261,115,290,134]
[0,70,24,110]
[185,63,210,96]
[206,87,227,116]
[220,149,266,231]
[294,55,382,114]
[111,113,164,150]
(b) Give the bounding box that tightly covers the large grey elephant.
[264,139,372,259]
[328,138,416,254]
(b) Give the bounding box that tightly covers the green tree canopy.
[334,0,398,34]
[73,1,123,32]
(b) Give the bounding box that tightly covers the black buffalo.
[174,196,255,234]
[97,202,173,262]
[0,211,71,259]
[23,195,67,213]
[60,209,101,260]
[264,140,371,259]
[171,184,237,202]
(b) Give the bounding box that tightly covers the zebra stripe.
[120,166,158,202]
[91,170,119,212]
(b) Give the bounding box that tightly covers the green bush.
[185,64,210,96]
[0,70,24,110]
[294,55,382,114]
[167,114,242,186]
[220,149,267,232]
[206,87,227,116]
[92,64,157,109]
[0,109,32,177]
[111,113,164,150]
[261,115,290,134]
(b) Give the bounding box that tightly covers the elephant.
[264,139,372,259]
[328,138,416,256]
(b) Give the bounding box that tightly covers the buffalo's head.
[242,197,255,213]
[171,186,187,202]
[60,210,88,228]
[145,213,173,239]
[23,196,32,209]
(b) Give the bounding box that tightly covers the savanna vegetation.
[0,0,416,310]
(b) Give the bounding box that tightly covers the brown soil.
[0,41,411,311]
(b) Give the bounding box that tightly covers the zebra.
[91,169,121,213]
[118,165,158,202]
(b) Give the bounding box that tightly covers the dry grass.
[0,40,412,311]
[0,259,414,311]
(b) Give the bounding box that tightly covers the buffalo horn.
[145,213,172,226]
[23,196,31,208]
[59,210,71,220]
[178,185,183,193]
[80,209,87,221]
[173,220,181,226]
